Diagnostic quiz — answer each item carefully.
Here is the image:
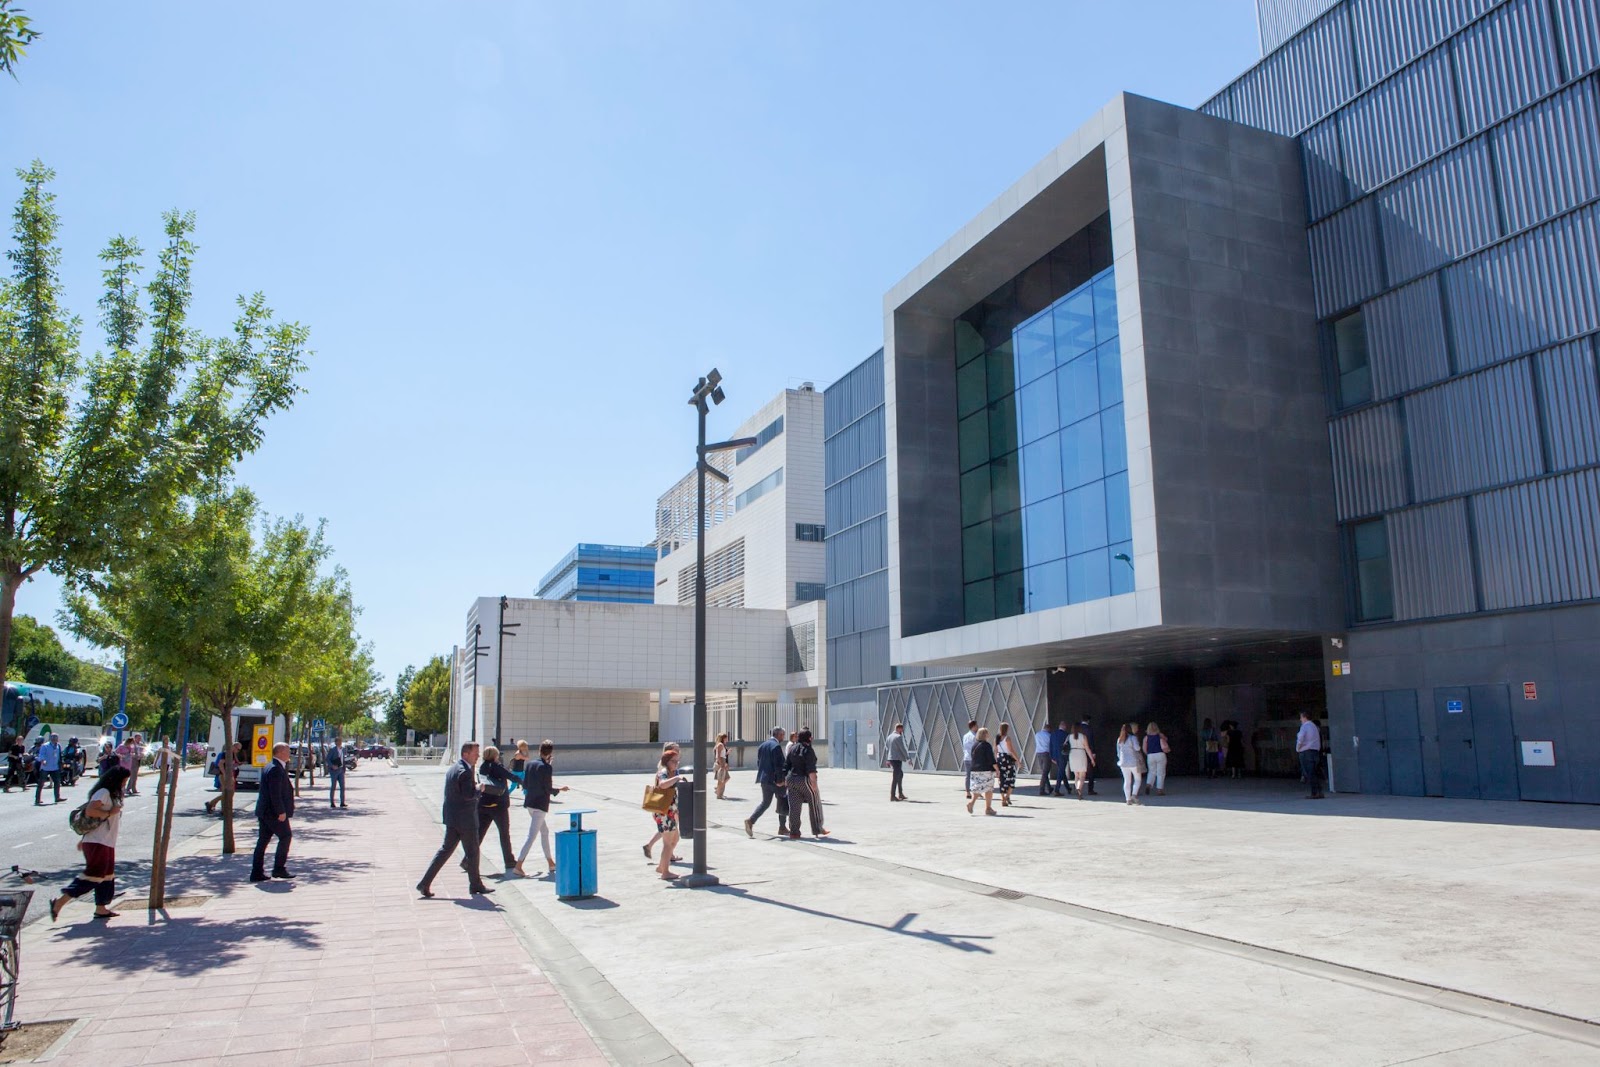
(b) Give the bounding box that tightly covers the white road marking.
[12,842,32,849]
[42,834,57,840]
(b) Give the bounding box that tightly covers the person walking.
[326,741,348,808]
[250,743,296,882]
[995,723,1019,807]
[417,742,493,898]
[652,748,686,881]
[1079,720,1101,795]
[1201,717,1221,777]
[122,733,146,796]
[514,740,568,877]
[714,732,731,800]
[1051,721,1071,796]
[205,742,244,815]
[1034,723,1054,797]
[95,741,118,777]
[61,737,83,787]
[1224,720,1246,779]
[49,765,130,922]
[784,729,828,839]
[509,740,531,781]
[1066,722,1094,799]
[33,733,62,806]
[1297,711,1325,799]
[744,728,789,834]
[883,723,911,802]
[966,728,997,816]
[961,719,979,798]
[1116,723,1144,805]
[3,736,23,792]
[1145,723,1170,796]
[473,746,520,876]
[644,742,682,862]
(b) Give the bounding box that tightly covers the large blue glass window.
[954,216,1129,622]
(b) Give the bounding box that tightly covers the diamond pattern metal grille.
[877,671,1048,773]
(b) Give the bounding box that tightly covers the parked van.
[206,707,288,789]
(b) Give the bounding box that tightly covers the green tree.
[0,162,307,692]
[404,655,450,737]
[0,1,38,79]
[7,613,76,687]
[257,559,382,742]
[384,664,414,739]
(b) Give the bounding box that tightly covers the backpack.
[68,801,107,836]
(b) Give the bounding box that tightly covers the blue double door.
[1354,686,1518,800]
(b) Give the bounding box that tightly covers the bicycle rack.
[0,890,33,1037]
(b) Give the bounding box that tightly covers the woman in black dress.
[994,723,1020,807]
[967,728,997,816]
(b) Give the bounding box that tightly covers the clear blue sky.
[4,1,1260,690]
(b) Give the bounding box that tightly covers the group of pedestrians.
[734,727,828,843]
[4,733,106,802]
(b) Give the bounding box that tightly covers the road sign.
[312,718,327,731]
[252,725,273,767]
[1523,682,1538,700]
[23,714,39,731]
[1446,700,1463,714]
[109,711,130,730]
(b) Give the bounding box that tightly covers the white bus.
[2,682,105,742]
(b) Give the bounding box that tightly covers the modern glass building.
[826,0,1600,802]
[535,543,657,604]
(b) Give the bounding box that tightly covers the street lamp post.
[469,623,488,743]
[685,368,757,888]
[733,681,749,743]
[493,595,520,747]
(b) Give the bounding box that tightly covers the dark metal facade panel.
[824,458,886,534]
[1378,140,1502,283]
[1388,498,1479,619]
[1257,0,1345,54]
[1340,49,1460,193]
[1366,275,1452,396]
[825,514,887,587]
[1537,337,1600,469]
[1232,5,1358,136]
[1404,359,1544,499]
[823,348,885,438]
[1492,80,1600,234]
[1452,0,1563,135]
[1445,203,1600,371]
[1308,198,1384,315]
[1473,467,1600,608]
[823,406,885,483]
[1554,0,1600,76]
[1350,0,1505,86]
[1302,116,1349,219]
[1329,402,1411,518]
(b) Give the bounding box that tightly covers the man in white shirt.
[1296,712,1324,799]
[961,720,978,799]
[1033,725,1054,796]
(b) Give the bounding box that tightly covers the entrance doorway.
[1432,685,1518,801]
[1353,689,1426,796]
[1195,681,1325,777]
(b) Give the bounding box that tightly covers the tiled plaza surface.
[14,766,603,1067]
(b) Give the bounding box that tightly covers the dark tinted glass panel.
[960,468,992,526]
[992,570,1025,618]
[955,320,986,366]
[964,580,995,623]
[1015,312,1055,385]
[987,400,1018,458]
[1334,309,1372,407]
[990,452,1021,515]
[986,341,1015,403]
[959,410,989,472]
[993,508,1024,575]
[957,358,987,419]
[1353,518,1393,621]
[963,522,995,581]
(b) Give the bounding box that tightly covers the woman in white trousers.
[1116,723,1144,805]
[1144,722,1170,796]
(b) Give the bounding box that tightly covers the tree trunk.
[148,753,171,907]
[0,573,19,692]
[156,742,180,901]
[220,705,236,855]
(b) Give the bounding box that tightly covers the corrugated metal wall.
[1234,5,1357,135]
[1537,339,1600,469]
[1350,0,1503,86]
[1452,0,1563,135]
[1301,117,1349,220]
[824,351,890,691]
[1474,467,1600,607]
[1340,50,1459,193]
[1377,141,1501,282]
[1366,276,1451,396]
[1404,359,1544,499]
[1492,80,1600,233]
[1555,0,1600,77]
[1387,498,1478,618]
[1329,403,1410,518]
[1309,198,1384,315]
[1256,0,1345,55]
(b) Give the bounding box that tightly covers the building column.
[778,690,799,735]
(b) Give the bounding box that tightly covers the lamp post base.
[680,872,721,888]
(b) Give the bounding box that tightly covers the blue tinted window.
[1020,434,1062,500]
[1101,404,1127,475]
[1058,353,1099,426]
[1109,540,1135,596]
[1026,559,1069,611]
[1064,483,1108,554]
[1017,376,1057,445]
[1097,342,1123,407]
[1053,289,1096,364]
[1068,548,1111,603]
[1014,312,1055,386]
[1023,499,1066,564]
[1093,270,1118,343]
[1105,472,1132,543]
[1061,414,1104,489]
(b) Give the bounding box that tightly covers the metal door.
[1434,686,1479,798]
[1353,691,1390,794]
[1383,690,1426,796]
[836,720,858,770]
[1468,685,1518,801]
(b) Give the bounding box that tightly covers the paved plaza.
[12,762,1600,1065]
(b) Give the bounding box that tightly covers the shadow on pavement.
[558,896,619,910]
[706,885,994,954]
[51,913,323,976]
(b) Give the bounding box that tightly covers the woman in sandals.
[994,723,1021,807]
[966,728,998,816]
[652,748,686,881]
[713,732,731,800]
[644,742,681,863]
[51,765,131,922]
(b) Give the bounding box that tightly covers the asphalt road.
[0,768,253,927]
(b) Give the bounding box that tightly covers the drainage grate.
[989,888,1026,901]
[146,895,211,909]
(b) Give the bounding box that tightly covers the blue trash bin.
[554,809,598,899]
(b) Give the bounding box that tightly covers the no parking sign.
[252,724,274,767]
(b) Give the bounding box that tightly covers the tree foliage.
[256,556,382,735]
[384,664,413,738]
[0,162,306,693]
[404,655,450,737]
[0,1,38,79]
[7,613,76,687]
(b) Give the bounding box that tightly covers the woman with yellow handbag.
[646,749,686,881]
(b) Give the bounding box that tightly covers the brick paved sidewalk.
[15,766,606,1066]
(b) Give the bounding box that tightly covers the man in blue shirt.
[1049,722,1069,797]
[744,727,788,837]
[34,733,62,805]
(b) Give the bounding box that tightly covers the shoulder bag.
[642,780,675,814]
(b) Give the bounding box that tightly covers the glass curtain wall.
[956,215,1132,624]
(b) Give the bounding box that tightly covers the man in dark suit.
[250,743,296,882]
[417,742,492,898]
[743,727,788,837]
